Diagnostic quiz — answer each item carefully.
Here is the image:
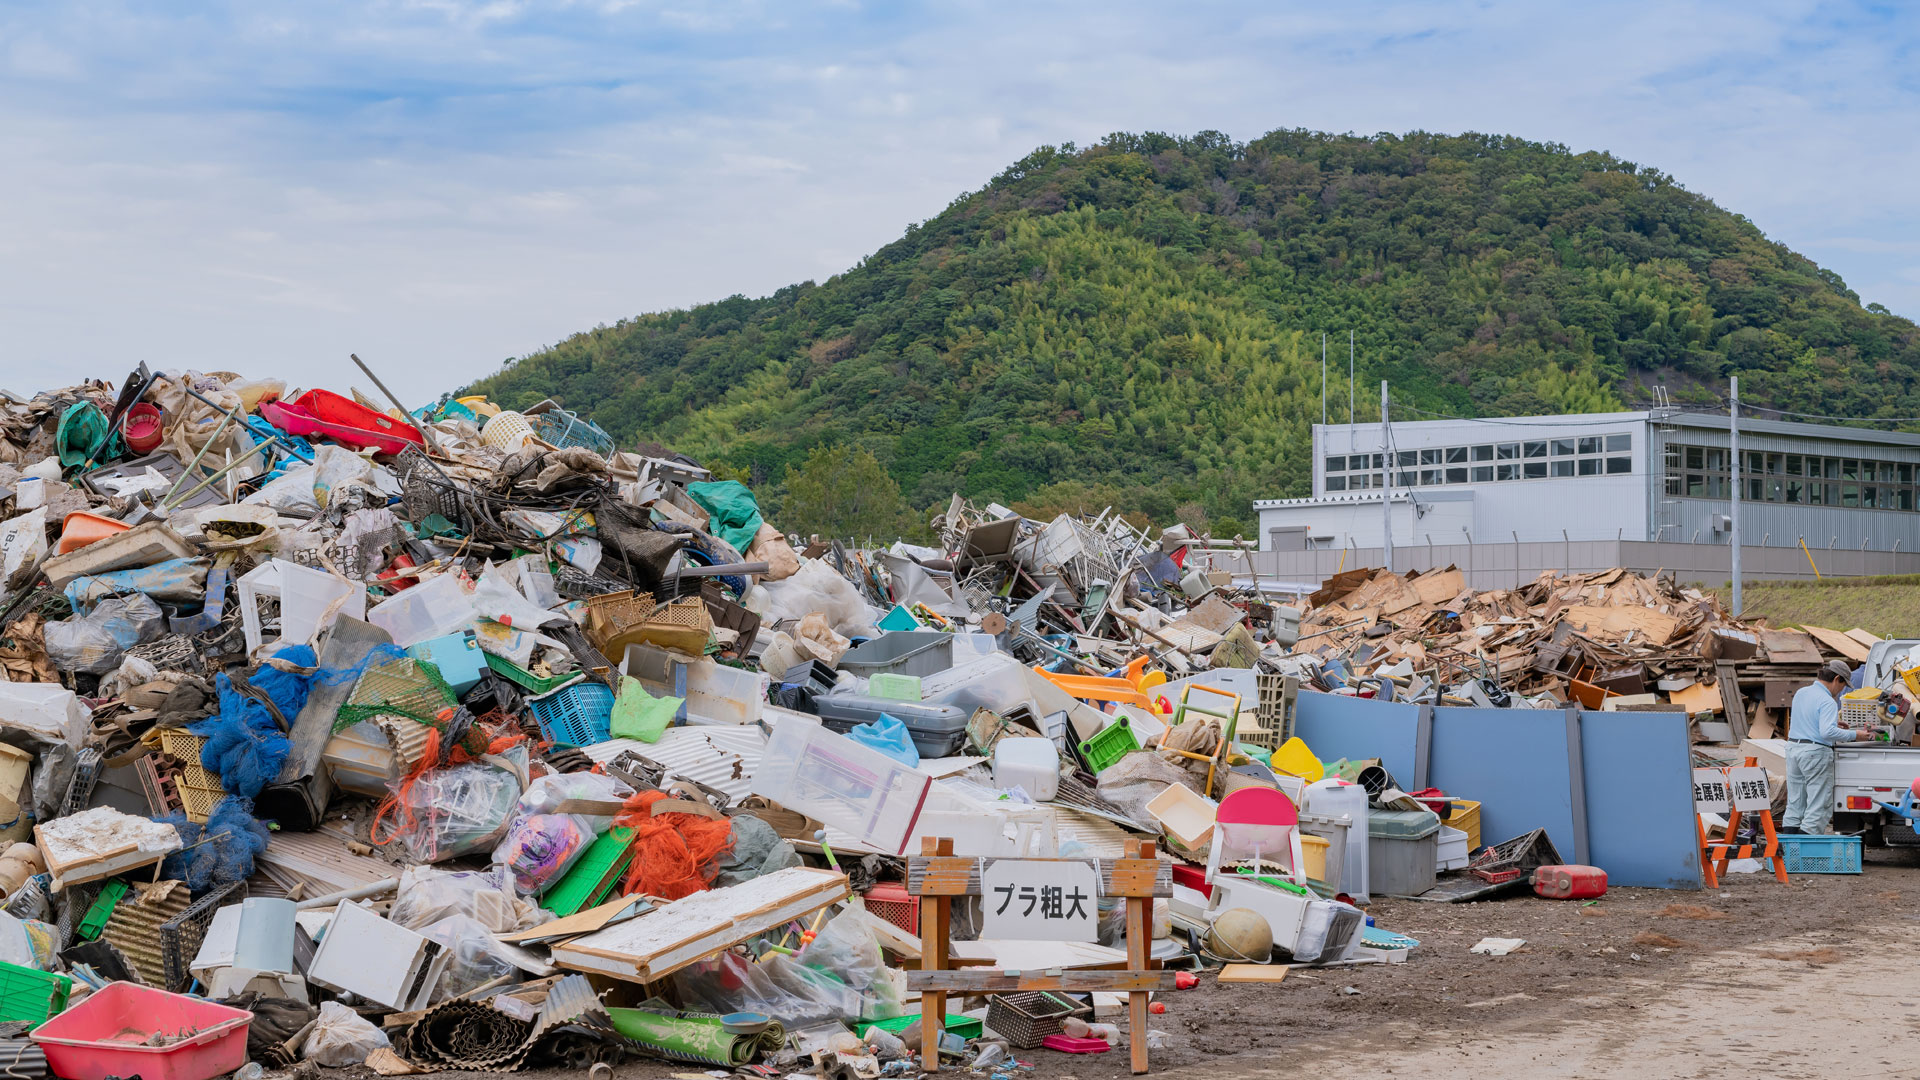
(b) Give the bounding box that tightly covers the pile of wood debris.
[1286,566,1887,740]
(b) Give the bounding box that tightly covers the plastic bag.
[491,813,594,896]
[383,750,526,863]
[46,594,167,674]
[311,444,373,510]
[63,558,209,610]
[474,562,563,631]
[417,915,522,1002]
[244,464,321,513]
[759,558,879,638]
[388,865,549,934]
[799,907,906,1021]
[610,675,677,743]
[672,948,862,1027]
[303,1000,391,1067]
[0,911,57,970]
[0,509,47,591]
[794,612,851,665]
[847,715,919,767]
[513,772,632,831]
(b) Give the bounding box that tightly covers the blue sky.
[1,1,1916,402]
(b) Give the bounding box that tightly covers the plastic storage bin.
[1441,798,1482,851]
[1436,825,1470,871]
[31,982,252,1080]
[1368,809,1441,898]
[814,694,970,758]
[1303,778,1370,902]
[859,882,921,935]
[837,632,955,679]
[1299,833,1331,884]
[1079,719,1139,773]
[991,737,1060,802]
[408,630,487,695]
[0,959,71,1028]
[1778,833,1863,874]
[527,681,615,746]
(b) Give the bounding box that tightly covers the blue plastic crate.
[1778,833,1863,875]
[527,681,615,747]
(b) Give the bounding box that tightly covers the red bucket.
[122,403,164,454]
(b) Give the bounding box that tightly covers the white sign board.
[979,859,1099,941]
[1727,766,1772,811]
[1691,768,1731,814]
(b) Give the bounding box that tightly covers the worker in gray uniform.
[1782,659,1876,834]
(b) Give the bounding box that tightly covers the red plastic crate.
[862,882,921,934]
[31,982,252,1080]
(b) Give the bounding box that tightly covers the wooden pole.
[918,835,953,1072]
[1126,838,1153,1075]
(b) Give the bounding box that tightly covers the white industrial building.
[1255,410,1920,557]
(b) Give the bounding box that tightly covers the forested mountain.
[463,129,1920,536]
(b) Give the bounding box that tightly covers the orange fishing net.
[616,789,735,900]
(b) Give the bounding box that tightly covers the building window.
[1524,461,1548,479]
[1524,441,1548,458]
[1552,460,1575,477]
[1472,445,1494,461]
[1606,433,1631,452]
[1472,465,1494,482]
[1325,475,1346,492]
[1552,439,1576,457]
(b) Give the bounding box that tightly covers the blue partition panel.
[1426,706,1587,863]
[1291,691,1425,787]
[1578,710,1703,889]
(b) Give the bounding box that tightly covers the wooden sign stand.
[1694,757,1788,888]
[907,837,1176,1075]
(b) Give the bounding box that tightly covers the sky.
[1,0,1917,404]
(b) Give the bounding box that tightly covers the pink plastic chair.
[1204,786,1308,885]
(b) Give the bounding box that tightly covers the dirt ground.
[358,846,1920,1080]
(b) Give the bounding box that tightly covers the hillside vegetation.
[465,129,1920,534]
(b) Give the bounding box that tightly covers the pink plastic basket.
[30,983,252,1080]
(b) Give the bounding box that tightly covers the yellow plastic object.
[1441,798,1482,850]
[1137,670,1168,693]
[1299,833,1331,884]
[1271,736,1325,783]
[1120,654,1151,688]
[456,395,501,418]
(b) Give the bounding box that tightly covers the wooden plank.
[1668,681,1723,716]
[903,969,1182,993]
[1801,625,1872,663]
[1846,628,1884,648]
[497,896,650,943]
[1217,964,1289,984]
[907,856,1171,898]
[1716,663,1750,744]
[1559,606,1681,646]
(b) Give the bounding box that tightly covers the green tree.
[782,445,915,541]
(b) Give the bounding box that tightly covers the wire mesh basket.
[160,880,247,991]
[985,992,1091,1049]
[527,681,615,747]
[393,445,469,531]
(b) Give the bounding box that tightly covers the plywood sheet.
[1217,964,1289,984]
[1668,681,1723,716]
[1409,568,1465,608]
[1846,628,1884,648]
[1758,630,1823,665]
[1559,606,1681,646]
[1801,625,1872,663]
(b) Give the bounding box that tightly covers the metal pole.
[1321,333,1327,430]
[350,352,437,452]
[1348,329,1355,448]
[1380,380,1393,573]
[1730,375,1742,617]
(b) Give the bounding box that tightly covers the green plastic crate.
[1079,718,1138,773]
[857,1013,983,1040]
[77,879,128,941]
[485,651,585,696]
[541,826,636,916]
[0,959,71,1028]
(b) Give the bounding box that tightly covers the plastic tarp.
[685,480,764,555]
[62,557,211,611]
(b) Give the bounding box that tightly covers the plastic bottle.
[973,1043,1008,1068]
[1061,1018,1119,1045]
[865,1027,907,1060]
[234,1064,265,1080]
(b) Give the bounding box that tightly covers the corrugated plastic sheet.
[586,726,766,802]
[255,826,397,896]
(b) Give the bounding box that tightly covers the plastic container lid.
[1367,808,1441,840]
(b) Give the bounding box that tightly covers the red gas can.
[1531,864,1607,899]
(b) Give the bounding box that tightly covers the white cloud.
[0,0,1916,402]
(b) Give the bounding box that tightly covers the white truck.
[1831,638,1920,847]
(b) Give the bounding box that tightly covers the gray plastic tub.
[837,631,956,679]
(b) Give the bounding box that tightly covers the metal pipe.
[162,406,239,502]
[1730,374,1742,616]
[351,352,436,452]
[295,876,401,910]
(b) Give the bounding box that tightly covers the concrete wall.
[1240,538,1920,594]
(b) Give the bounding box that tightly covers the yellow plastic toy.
[1271,736,1325,783]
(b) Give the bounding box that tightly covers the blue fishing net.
[157,796,273,892]
[191,643,319,798]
